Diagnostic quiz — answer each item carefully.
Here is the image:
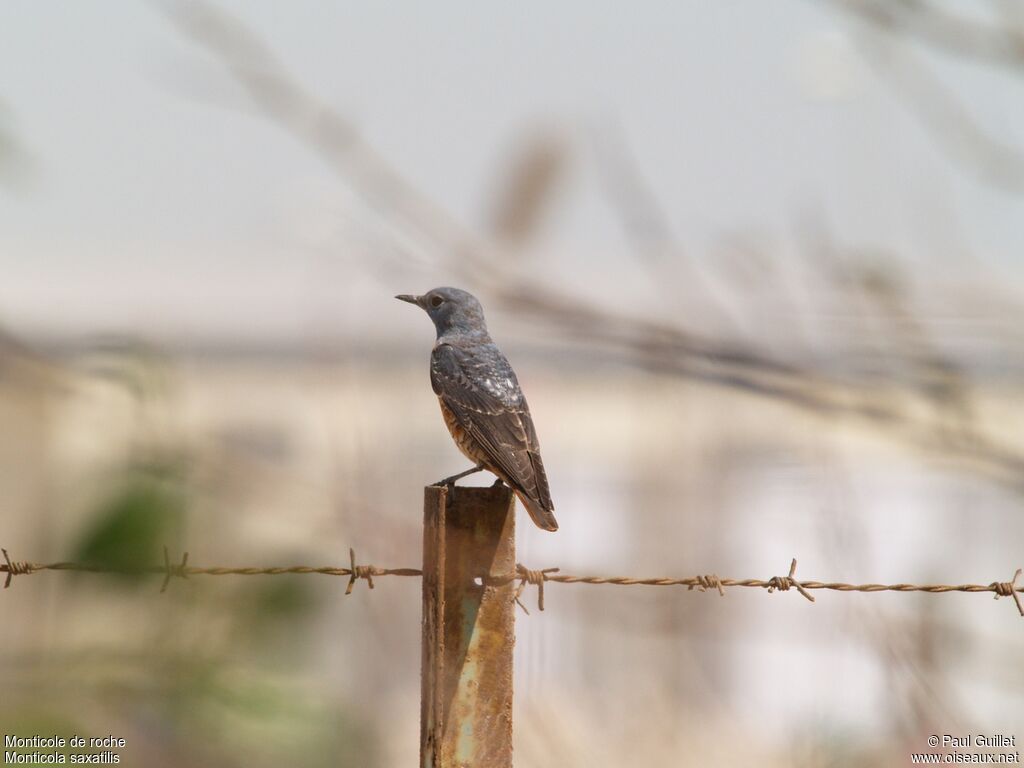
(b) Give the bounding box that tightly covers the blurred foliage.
[488,132,567,246]
[148,655,380,768]
[72,463,186,579]
[239,577,320,627]
[791,721,880,768]
[81,338,176,408]
[229,576,324,660]
[0,709,90,762]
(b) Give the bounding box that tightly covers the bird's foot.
[434,464,485,488]
[491,477,505,488]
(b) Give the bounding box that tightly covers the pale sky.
[1,1,1023,345]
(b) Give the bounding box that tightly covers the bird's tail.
[516,491,559,532]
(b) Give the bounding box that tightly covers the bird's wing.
[431,343,553,513]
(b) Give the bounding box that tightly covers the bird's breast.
[438,398,486,464]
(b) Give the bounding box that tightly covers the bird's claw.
[433,464,486,488]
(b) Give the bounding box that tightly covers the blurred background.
[2,1,1023,765]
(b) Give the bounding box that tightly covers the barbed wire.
[2,548,1021,618]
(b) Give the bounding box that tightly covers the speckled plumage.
[397,287,558,532]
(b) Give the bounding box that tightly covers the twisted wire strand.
[2,549,1021,616]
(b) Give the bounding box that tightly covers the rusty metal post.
[421,483,516,768]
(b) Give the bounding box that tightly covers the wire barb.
[514,565,560,614]
[346,547,376,594]
[990,568,1024,617]
[160,547,190,593]
[688,574,725,597]
[766,559,815,603]
[2,548,33,589]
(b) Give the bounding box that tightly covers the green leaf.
[73,468,185,578]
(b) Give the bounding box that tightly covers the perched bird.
[396,287,558,532]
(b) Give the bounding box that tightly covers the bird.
[396,287,558,532]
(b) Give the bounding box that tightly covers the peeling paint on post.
[421,484,515,768]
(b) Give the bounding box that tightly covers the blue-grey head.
[395,286,489,340]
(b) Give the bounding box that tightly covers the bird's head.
[395,287,489,339]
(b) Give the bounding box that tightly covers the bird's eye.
[430,296,444,308]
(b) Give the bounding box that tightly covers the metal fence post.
[421,483,516,768]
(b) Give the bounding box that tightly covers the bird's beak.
[395,294,423,307]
